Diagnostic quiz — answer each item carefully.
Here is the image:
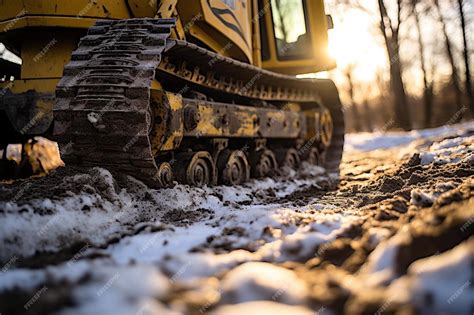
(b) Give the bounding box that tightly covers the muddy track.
[53,18,344,187]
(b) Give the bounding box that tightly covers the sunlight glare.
[328,10,386,82]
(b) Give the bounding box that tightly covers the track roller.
[156,162,174,187]
[174,151,216,187]
[275,148,301,169]
[217,150,250,185]
[320,109,334,149]
[251,149,278,178]
[307,148,323,165]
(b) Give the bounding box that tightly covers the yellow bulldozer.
[0,0,344,187]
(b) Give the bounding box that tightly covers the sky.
[322,2,389,104]
[323,0,473,105]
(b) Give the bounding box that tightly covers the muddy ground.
[0,125,473,315]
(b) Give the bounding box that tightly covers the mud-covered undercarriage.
[52,18,344,187]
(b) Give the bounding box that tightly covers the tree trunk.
[412,1,433,128]
[457,0,474,117]
[363,100,373,132]
[434,0,463,121]
[344,66,362,132]
[377,0,412,130]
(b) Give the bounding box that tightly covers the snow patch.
[410,189,436,207]
[345,122,474,152]
[211,301,316,315]
[257,213,358,263]
[419,136,473,165]
[220,262,308,304]
[360,227,411,286]
[59,263,172,315]
[0,259,175,315]
[387,239,474,315]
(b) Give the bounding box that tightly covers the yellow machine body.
[0,0,335,140]
[0,0,344,186]
[0,0,334,82]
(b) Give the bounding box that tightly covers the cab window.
[270,0,311,59]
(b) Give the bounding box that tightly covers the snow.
[0,159,351,314]
[105,222,221,265]
[257,212,358,263]
[153,210,357,280]
[345,121,474,152]
[0,268,47,292]
[1,122,473,314]
[366,227,393,247]
[387,239,474,315]
[410,189,436,207]
[359,226,411,286]
[0,259,175,315]
[87,112,100,124]
[0,170,145,261]
[419,136,473,165]
[211,301,316,315]
[461,152,474,164]
[220,262,308,304]
[410,181,460,207]
[60,264,172,315]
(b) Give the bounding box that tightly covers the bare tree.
[375,68,394,125]
[434,0,463,120]
[457,0,473,117]
[362,100,374,132]
[377,0,412,130]
[343,64,363,132]
[411,0,433,127]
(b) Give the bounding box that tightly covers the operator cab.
[259,0,335,75]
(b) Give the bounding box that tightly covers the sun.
[327,9,387,82]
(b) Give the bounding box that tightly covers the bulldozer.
[0,0,344,187]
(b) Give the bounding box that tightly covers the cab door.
[258,0,335,75]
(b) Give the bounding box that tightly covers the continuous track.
[53,18,344,187]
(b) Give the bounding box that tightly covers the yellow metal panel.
[177,0,253,63]
[200,0,252,62]
[234,111,259,137]
[251,0,262,68]
[195,104,223,136]
[156,0,177,18]
[128,0,158,17]
[20,31,80,79]
[0,1,25,23]
[151,91,184,152]
[306,0,335,69]
[0,0,131,22]
[0,16,102,31]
